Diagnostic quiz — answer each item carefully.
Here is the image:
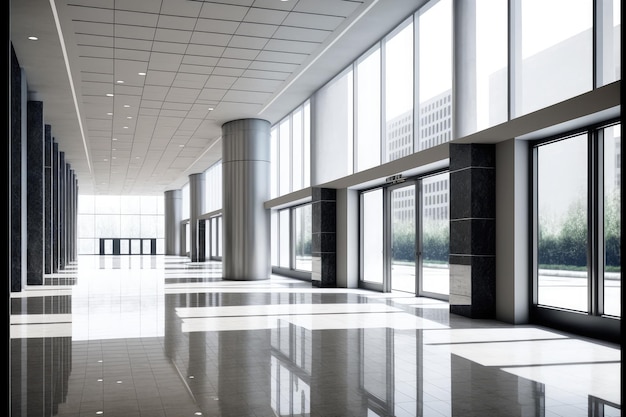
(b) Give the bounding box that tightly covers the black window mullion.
[588,131,599,315]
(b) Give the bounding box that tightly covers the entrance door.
[390,183,416,293]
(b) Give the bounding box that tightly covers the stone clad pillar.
[449,143,496,318]
[222,118,271,280]
[26,100,45,285]
[311,187,337,287]
[164,189,182,256]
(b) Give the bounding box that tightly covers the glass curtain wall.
[77,195,165,254]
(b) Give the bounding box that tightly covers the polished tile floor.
[9,255,622,417]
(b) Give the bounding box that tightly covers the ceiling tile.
[190,31,233,46]
[273,26,330,42]
[194,18,240,34]
[199,2,249,20]
[114,10,159,27]
[244,7,288,25]
[235,22,278,38]
[265,38,320,54]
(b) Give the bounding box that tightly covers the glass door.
[359,172,450,297]
[360,188,385,291]
[419,172,450,298]
[390,183,416,293]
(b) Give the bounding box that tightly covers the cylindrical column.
[189,173,205,262]
[222,118,271,280]
[164,189,182,256]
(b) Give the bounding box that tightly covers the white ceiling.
[10,0,424,195]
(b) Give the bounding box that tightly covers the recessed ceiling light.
[106,93,114,97]
[138,72,146,76]
[126,116,132,119]
[123,126,128,129]
[135,156,140,159]
[179,144,184,147]
[112,138,118,141]
[208,107,214,111]
[28,36,38,41]
[104,158,108,162]
[123,104,130,108]
[116,80,124,84]
[112,156,117,160]
[107,112,113,116]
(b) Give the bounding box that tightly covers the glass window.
[205,160,222,212]
[279,209,290,268]
[95,195,121,214]
[270,127,278,198]
[271,211,278,266]
[121,215,141,238]
[476,0,508,131]
[313,67,354,184]
[361,188,384,285]
[95,214,121,239]
[421,172,450,296]
[140,196,159,215]
[417,0,452,150]
[303,100,311,188]
[598,0,621,86]
[356,45,381,171]
[279,118,291,195]
[292,108,303,191]
[294,204,312,272]
[384,19,413,162]
[536,134,589,312]
[515,0,593,116]
[603,124,621,317]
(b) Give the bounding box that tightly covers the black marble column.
[44,125,53,274]
[311,187,336,288]
[197,219,206,262]
[10,45,24,292]
[26,101,45,285]
[52,142,59,272]
[449,143,496,318]
[59,151,66,269]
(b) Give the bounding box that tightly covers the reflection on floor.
[9,255,621,417]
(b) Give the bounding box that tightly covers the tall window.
[356,45,381,172]
[536,134,589,311]
[204,160,222,213]
[515,0,593,116]
[597,0,621,86]
[384,18,413,162]
[416,0,452,150]
[272,204,313,274]
[534,122,621,317]
[271,101,311,198]
[314,68,354,184]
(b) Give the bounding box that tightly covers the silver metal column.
[189,173,205,262]
[164,189,182,256]
[222,118,271,280]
